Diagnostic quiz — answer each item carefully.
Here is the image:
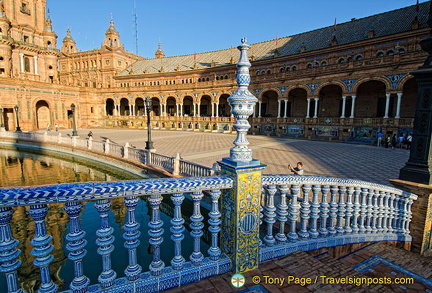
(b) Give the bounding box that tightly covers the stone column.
[341,96,347,118]
[215,103,219,117]
[306,98,311,118]
[350,96,356,118]
[395,92,402,118]
[219,39,266,273]
[33,56,38,75]
[197,103,201,117]
[277,99,281,118]
[19,53,24,72]
[313,97,319,118]
[384,93,391,118]
[258,101,262,118]
[284,99,288,118]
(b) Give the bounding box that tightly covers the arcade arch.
[288,88,308,117]
[260,90,278,117]
[35,100,50,129]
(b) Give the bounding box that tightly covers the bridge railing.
[259,175,417,261]
[0,174,418,293]
[0,131,214,177]
[0,176,234,293]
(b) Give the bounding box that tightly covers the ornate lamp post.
[71,103,78,136]
[145,97,154,150]
[13,105,21,132]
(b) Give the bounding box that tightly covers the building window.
[338,58,345,64]
[321,61,327,66]
[307,63,312,68]
[292,66,297,71]
[24,56,30,72]
[356,55,363,61]
[377,52,384,57]
[397,48,406,54]
[23,35,29,43]
[387,50,394,56]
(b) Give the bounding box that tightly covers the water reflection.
[0,148,143,187]
[0,148,145,292]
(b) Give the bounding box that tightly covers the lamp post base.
[145,141,154,150]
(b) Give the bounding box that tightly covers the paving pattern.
[47,129,410,186]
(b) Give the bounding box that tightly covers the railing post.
[0,207,24,293]
[104,139,110,154]
[87,136,92,149]
[173,153,180,176]
[123,142,129,158]
[218,38,265,273]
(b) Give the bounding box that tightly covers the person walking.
[377,131,383,147]
[391,133,397,149]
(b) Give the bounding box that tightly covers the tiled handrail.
[0,131,214,177]
[260,174,418,261]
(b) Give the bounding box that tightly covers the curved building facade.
[0,1,430,144]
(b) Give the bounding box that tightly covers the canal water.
[0,148,209,292]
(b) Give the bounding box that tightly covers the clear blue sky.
[48,0,427,59]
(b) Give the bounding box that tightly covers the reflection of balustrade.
[0,174,417,292]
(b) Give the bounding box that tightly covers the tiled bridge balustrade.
[0,174,417,293]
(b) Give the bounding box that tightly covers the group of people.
[377,132,412,149]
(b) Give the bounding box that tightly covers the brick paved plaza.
[47,129,410,186]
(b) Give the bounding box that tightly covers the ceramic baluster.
[275,185,289,243]
[28,204,58,293]
[189,191,204,266]
[148,194,165,276]
[170,192,186,269]
[207,189,222,261]
[299,185,311,239]
[94,199,116,288]
[288,184,300,241]
[0,207,24,293]
[263,184,277,246]
[319,185,330,237]
[336,186,346,235]
[64,201,90,292]
[123,196,142,281]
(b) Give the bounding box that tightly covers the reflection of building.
[0,1,429,144]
